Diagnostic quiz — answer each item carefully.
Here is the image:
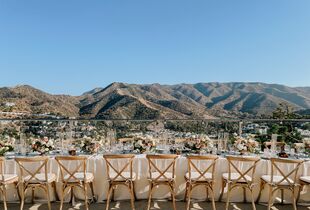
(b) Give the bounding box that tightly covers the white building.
[3,102,15,107]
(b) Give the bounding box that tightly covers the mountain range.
[0,82,309,119]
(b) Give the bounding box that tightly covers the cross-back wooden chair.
[15,156,56,210]
[55,156,95,210]
[257,158,303,210]
[0,157,19,210]
[185,155,218,210]
[103,154,136,210]
[219,156,260,210]
[297,159,310,204]
[297,175,310,203]
[146,154,178,210]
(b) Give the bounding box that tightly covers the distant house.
[3,102,15,107]
[256,126,268,135]
[243,123,268,135]
[296,128,310,137]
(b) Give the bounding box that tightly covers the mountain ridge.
[0,82,309,119]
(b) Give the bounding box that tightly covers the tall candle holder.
[271,134,277,153]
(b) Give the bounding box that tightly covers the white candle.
[271,134,277,152]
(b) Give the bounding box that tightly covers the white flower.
[237,144,245,151]
[47,141,54,147]
[207,142,214,149]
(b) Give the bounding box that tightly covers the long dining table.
[2,154,310,204]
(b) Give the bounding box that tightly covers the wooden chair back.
[187,155,218,181]
[270,158,303,186]
[103,154,135,181]
[15,156,49,184]
[226,156,260,183]
[55,156,88,185]
[146,154,178,181]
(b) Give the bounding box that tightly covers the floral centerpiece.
[133,139,146,153]
[133,138,156,154]
[31,137,55,155]
[184,135,214,154]
[0,136,15,156]
[78,136,100,154]
[233,135,259,154]
[304,138,310,149]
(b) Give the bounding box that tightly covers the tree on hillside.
[268,103,302,144]
[272,103,298,119]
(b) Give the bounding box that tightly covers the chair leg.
[267,186,273,210]
[19,184,25,210]
[209,186,217,210]
[147,183,153,210]
[297,184,304,204]
[184,182,189,202]
[60,186,65,210]
[90,182,96,202]
[132,181,137,201]
[70,186,75,206]
[31,186,35,204]
[52,181,59,201]
[130,182,135,210]
[169,183,176,210]
[83,183,89,210]
[243,187,247,203]
[206,185,210,201]
[250,188,256,210]
[281,189,284,204]
[46,184,52,210]
[219,178,225,202]
[15,181,21,202]
[225,183,231,210]
[186,184,192,210]
[292,187,297,210]
[256,181,264,203]
[111,186,115,202]
[2,185,8,210]
[105,184,113,210]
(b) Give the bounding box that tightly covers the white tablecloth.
[2,155,310,204]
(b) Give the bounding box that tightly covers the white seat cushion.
[64,172,94,183]
[149,172,175,181]
[24,173,56,183]
[0,174,18,184]
[185,172,212,181]
[222,173,252,182]
[109,172,136,181]
[300,176,310,184]
[261,175,293,185]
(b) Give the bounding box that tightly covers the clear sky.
[0,0,309,95]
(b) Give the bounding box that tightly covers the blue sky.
[0,0,309,95]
